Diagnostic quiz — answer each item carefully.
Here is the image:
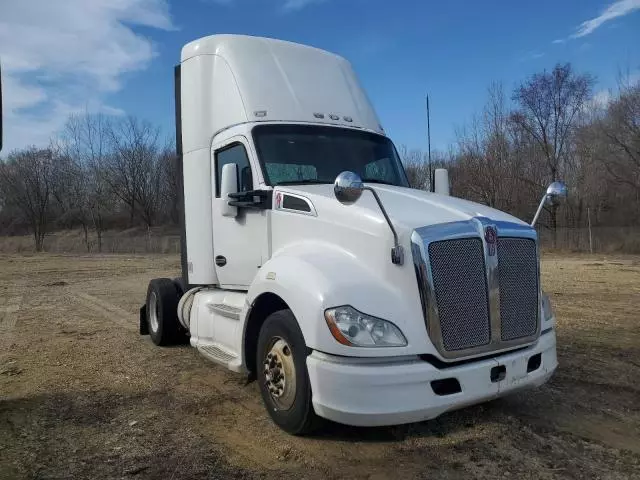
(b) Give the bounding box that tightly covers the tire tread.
[256,309,322,435]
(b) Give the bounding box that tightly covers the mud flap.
[139,305,149,335]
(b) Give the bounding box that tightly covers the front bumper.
[307,329,557,427]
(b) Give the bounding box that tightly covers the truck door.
[211,136,267,289]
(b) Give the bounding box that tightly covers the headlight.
[324,306,407,347]
[541,292,554,322]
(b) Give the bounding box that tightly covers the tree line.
[0,115,179,251]
[0,62,638,252]
[404,63,639,245]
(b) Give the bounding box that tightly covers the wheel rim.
[149,291,159,333]
[263,337,296,410]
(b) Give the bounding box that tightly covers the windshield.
[252,124,410,187]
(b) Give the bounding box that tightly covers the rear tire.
[256,309,321,435]
[146,278,181,346]
[172,277,187,297]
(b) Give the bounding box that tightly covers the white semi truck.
[138,34,567,435]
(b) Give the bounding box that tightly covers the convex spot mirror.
[334,171,364,205]
[545,181,568,206]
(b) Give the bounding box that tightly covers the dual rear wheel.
[146,278,182,346]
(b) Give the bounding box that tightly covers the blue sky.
[1,0,639,153]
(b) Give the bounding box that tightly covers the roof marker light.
[254,110,267,117]
[329,114,339,120]
[313,112,325,119]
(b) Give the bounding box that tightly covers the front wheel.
[256,309,321,435]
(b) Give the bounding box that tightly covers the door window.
[215,143,252,197]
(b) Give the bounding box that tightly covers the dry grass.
[0,253,639,479]
[2,225,640,255]
[538,226,640,253]
[0,228,181,254]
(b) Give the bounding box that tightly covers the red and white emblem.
[484,226,497,256]
[275,192,283,209]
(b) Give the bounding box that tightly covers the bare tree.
[511,63,594,233]
[0,148,57,251]
[136,143,174,229]
[57,113,114,251]
[158,149,180,225]
[596,83,640,199]
[106,116,159,227]
[453,83,519,211]
[400,145,431,190]
[567,81,640,231]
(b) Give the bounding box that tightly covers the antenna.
[426,95,432,192]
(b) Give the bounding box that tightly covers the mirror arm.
[530,194,548,227]
[364,186,404,265]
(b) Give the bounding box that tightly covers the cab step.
[198,344,237,366]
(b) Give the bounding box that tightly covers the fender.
[245,241,430,358]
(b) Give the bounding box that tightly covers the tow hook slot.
[490,365,506,383]
[431,378,462,396]
[527,353,542,373]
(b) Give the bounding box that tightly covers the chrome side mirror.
[334,171,364,205]
[531,181,568,226]
[545,181,568,207]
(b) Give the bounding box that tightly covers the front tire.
[256,309,321,435]
[146,278,181,346]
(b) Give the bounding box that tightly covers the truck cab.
[141,34,564,435]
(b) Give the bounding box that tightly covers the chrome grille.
[412,219,541,360]
[428,238,490,351]
[498,238,538,340]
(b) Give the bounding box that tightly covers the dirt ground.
[1,253,639,479]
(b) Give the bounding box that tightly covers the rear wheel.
[146,278,181,346]
[256,309,321,435]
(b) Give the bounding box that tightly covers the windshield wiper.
[274,179,332,186]
[362,178,395,186]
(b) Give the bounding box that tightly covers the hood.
[275,184,528,230]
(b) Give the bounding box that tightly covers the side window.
[215,143,252,197]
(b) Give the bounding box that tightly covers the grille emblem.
[484,226,497,256]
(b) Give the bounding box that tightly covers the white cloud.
[200,0,328,10]
[199,0,235,4]
[579,88,611,117]
[0,0,174,153]
[571,0,640,38]
[593,89,612,107]
[518,51,545,62]
[282,0,327,11]
[552,39,565,44]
